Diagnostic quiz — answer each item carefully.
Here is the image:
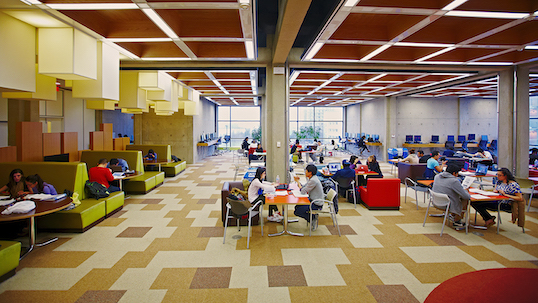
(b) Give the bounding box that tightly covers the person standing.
[357,136,369,155]
[293,164,324,230]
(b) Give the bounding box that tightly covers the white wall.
[361,99,387,143]
[345,103,360,135]
[193,98,216,162]
[460,98,498,141]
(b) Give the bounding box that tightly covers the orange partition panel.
[90,131,104,151]
[113,138,124,150]
[17,121,43,162]
[42,133,61,157]
[123,137,130,148]
[61,132,78,161]
[0,146,17,162]
[100,123,113,151]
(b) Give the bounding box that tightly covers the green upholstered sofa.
[80,150,164,194]
[0,241,21,282]
[0,162,124,232]
[126,144,186,177]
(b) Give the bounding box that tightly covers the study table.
[143,159,172,172]
[197,139,220,146]
[265,186,310,237]
[113,171,143,191]
[0,197,72,259]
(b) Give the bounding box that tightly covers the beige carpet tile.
[198,226,225,238]
[209,210,222,219]
[404,262,476,284]
[161,288,248,303]
[124,199,144,205]
[151,268,197,290]
[424,233,467,246]
[74,290,126,303]
[366,285,419,303]
[140,199,164,204]
[116,227,152,238]
[110,210,128,218]
[267,265,307,287]
[197,198,218,204]
[141,204,166,211]
[189,267,233,289]
[197,183,214,186]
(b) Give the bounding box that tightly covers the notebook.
[292,190,308,198]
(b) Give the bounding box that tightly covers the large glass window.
[218,106,260,147]
[290,107,343,144]
[530,96,538,148]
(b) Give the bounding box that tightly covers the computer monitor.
[345,132,349,138]
[374,134,380,141]
[414,135,421,143]
[457,135,466,142]
[328,162,340,174]
[468,134,476,141]
[360,132,365,138]
[476,163,488,176]
[463,161,470,171]
[447,135,455,142]
[405,135,413,143]
[481,135,488,141]
[431,135,439,143]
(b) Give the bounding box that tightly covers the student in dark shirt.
[332,160,356,197]
[418,150,430,163]
[241,137,249,151]
[367,155,383,179]
[290,139,302,161]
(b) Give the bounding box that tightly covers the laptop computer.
[111,166,124,172]
[356,164,368,172]
[475,163,488,176]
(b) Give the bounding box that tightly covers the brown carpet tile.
[116,227,152,238]
[74,290,126,303]
[267,265,307,287]
[190,267,232,289]
[366,285,419,303]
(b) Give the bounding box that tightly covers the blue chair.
[478,139,488,151]
[224,135,231,150]
[423,168,436,179]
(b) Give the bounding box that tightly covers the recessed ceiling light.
[441,0,468,11]
[525,46,538,50]
[46,3,138,10]
[108,38,172,43]
[445,10,529,19]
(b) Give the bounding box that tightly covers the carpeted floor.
[1,152,538,302]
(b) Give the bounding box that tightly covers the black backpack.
[171,155,181,162]
[85,181,110,199]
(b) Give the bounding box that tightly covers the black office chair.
[331,176,357,208]
[478,139,488,151]
[489,140,498,156]
[445,141,455,150]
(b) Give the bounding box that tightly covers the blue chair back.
[423,168,435,180]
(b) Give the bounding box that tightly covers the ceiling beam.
[272,0,313,64]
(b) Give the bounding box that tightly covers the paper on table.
[461,176,476,189]
[470,194,490,200]
[292,190,308,198]
[459,171,474,176]
[469,188,498,196]
[274,191,288,196]
[25,193,53,200]
[0,196,10,200]
[0,199,15,206]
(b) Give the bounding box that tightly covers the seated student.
[349,155,361,169]
[418,150,430,163]
[144,149,157,161]
[25,174,57,195]
[109,158,129,172]
[89,158,120,193]
[424,151,445,179]
[329,139,338,150]
[248,167,282,222]
[315,141,325,164]
[249,143,265,163]
[366,155,383,179]
[474,148,493,160]
[443,146,455,157]
[401,149,419,164]
[529,148,538,165]
[290,139,303,161]
[0,169,26,198]
[432,164,470,227]
[293,164,324,231]
[332,160,356,197]
[472,168,524,228]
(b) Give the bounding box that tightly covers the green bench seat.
[126,145,186,177]
[0,241,21,282]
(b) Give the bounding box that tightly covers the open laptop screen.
[475,164,488,175]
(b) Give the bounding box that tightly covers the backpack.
[85,181,110,199]
[171,155,181,162]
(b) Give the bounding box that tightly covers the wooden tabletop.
[114,171,143,180]
[143,159,172,164]
[0,197,72,222]
[265,193,310,205]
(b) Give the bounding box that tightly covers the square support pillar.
[497,68,515,170]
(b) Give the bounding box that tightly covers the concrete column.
[497,68,515,170]
[515,66,529,178]
[385,97,397,160]
[7,99,39,146]
[264,65,289,182]
[260,95,268,149]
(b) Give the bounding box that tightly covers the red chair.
[359,178,400,210]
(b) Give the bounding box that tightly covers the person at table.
[357,136,369,155]
[424,151,445,179]
[432,164,470,228]
[249,143,264,162]
[24,174,58,195]
[89,158,120,193]
[0,168,26,198]
[332,160,355,197]
[349,155,362,169]
[529,148,538,165]
[443,146,455,157]
[290,139,303,162]
[367,155,383,179]
[248,167,281,222]
[293,164,324,231]
[474,148,493,160]
[109,158,129,172]
[329,139,338,150]
[401,149,419,164]
[249,139,258,149]
[241,137,249,151]
[144,149,157,161]
[418,150,430,163]
[471,168,524,228]
[315,141,325,164]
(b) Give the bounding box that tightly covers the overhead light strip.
[142,9,179,39]
[108,38,172,43]
[20,0,42,5]
[445,11,530,19]
[414,46,456,62]
[304,42,324,61]
[360,44,391,61]
[441,0,468,11]
[46,3,138,10]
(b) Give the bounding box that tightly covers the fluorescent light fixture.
[239,0,250,4]
[108,38,172,43]
[530,74,538,77]
[416,61,464,65]
[394,42,455,48]
[446,10,530,19]
[253,97,258,106]
[289,71,300,84]
[140,57,191,61]
[46,3,138,10]
[142,9,179,39]
[344,0,360,7]
[414,46,456,62]
[525,45,538,50]
[360,44,391,61]
[304,42,324,61]
[441,0,468,11]
[230,97,239,105]
[467,61,512,66]
[310,58,360,63]
[245,40,255,59]
[20,0,42,5]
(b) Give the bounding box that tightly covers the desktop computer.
[431,135,439,143]
[405,135,413,143]
[374,134,380,142]
[457,135,466,143]
[414,135,422,143]
[468,134,476,142]
[481,135,488,141]
[447,135,455,142]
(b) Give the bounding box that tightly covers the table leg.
[268,205,303,237]
[20,217,59,260]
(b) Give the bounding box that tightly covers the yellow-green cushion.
[161,161,186,177]
[0,241,21,278]
[101,191,125,215]
[144,171,165,185]
[123,174,156,193]
[38,199,106,231]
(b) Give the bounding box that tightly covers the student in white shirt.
[474,148,493,160]
[248,167,282,222]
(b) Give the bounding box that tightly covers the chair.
[404,177,429,210]
[223,198,263,249]
[331,176,357,208]
[495,200,525,234]
[423,168,436,179]
[489,140,498,156]
[309,189,341,236]
[445,141,455,150]
[478,140,488,151]
[423,189,453,236]
[515,177,538,212]
[223,135,231,150]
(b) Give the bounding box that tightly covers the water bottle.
[276,175,280,184]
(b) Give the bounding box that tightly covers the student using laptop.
[109,158,129,172]
[332,160,355,197]
[349,155,361,169]
[424,151,445,179]
[432,164,470,228]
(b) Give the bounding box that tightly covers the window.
[218,106,260,147]
[289,107,343,144]
[531,96,538,148]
